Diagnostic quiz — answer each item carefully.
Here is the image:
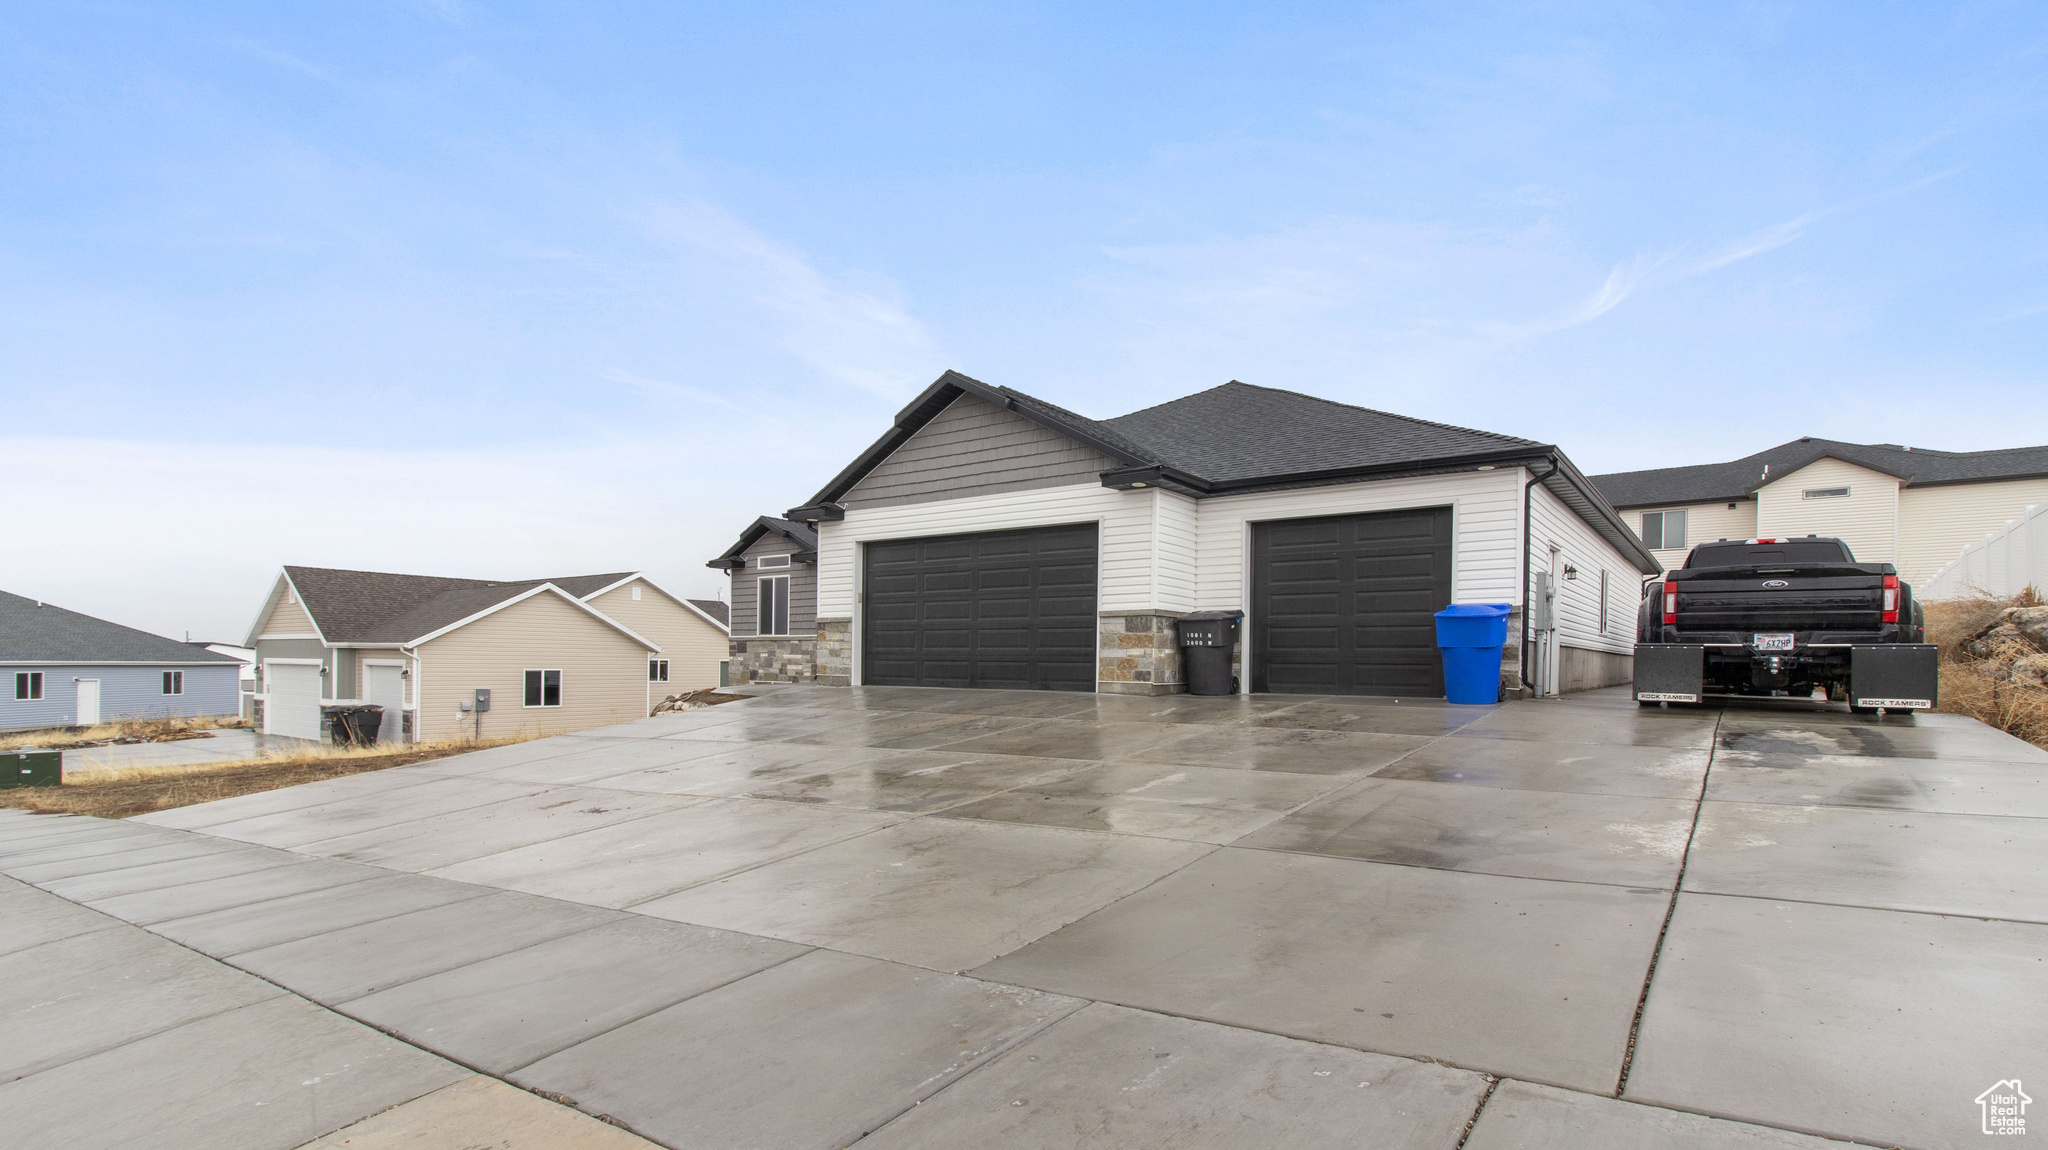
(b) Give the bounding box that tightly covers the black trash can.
[1176,611,1243,696]
[322,704,385,746]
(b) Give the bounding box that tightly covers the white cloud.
[636,200,949,401]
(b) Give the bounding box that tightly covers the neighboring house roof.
[706,517,821,570]
[0,591,243,665]
[1591,437,2048,509]
[261,566,662,648]
[772,370,1657,573]
[688,599,731,627]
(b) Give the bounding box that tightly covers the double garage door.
[860,506,1453,697]
[863,524,1098,691]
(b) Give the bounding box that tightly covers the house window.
[758,575,790,636]
[756,554,791,569]
[649,659,669,682]
[1803,487,1851,499]
[161,671,184,695]
[523,669,562,707]
[1641,509,1687,551]
[14,672,42,701]
[631,585,642,600]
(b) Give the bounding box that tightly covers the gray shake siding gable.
[842,392,1120,509]
[728,534,817,638]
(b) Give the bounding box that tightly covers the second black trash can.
[1176,611,1243,696]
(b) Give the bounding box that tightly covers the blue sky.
[4,2,2045,639]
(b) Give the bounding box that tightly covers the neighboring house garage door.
[864,524,1098,691]
[1251,506,1454,697]
[264,662,324,740]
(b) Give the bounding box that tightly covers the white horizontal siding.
[1897,477,2048,587]
[1153,490,1199,614]
[1191,469,1528,611]
[1529,483,1638,657]
[1756,459,1899,564]
[818,483,1162,617]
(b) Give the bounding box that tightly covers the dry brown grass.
[0,735,537,819]
[0,714,252,752]
[1926,588,2048,751]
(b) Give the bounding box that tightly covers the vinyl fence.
[1921,500,2048,600]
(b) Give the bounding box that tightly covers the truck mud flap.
[1851,644,1939,711]
[1634,644,1704,703]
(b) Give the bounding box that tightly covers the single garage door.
[864,523,1098,691]
[263,662,324,740]
[1251,506,1454,696]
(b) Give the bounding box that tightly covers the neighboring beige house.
[1591,437,2048,587]
[244,566,728,743]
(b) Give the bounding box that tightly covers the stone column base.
[1098,613,1185,695]
[814,618,853,687]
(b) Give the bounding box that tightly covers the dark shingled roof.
[776,370,1657,573]
[687,599,730,626]
[1102,382,1541,484]
[279,566,646,645]
[1591,438,2048,509]
[1,591,242,664]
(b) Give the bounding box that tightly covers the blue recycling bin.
[1435,603,1512,704]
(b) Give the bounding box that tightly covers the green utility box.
[3,750,62,789]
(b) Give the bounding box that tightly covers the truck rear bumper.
[1633,643,1939,709]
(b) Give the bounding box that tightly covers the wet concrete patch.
[1239,778,1695,887]
[634,817,1212,970]
[1371,737,1708,799]
[975,848,1666,1093]
[938,760,1347,843]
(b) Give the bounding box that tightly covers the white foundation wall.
[817,483,1168,617]
[1190,469,1528,611]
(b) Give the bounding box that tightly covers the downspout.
[1521,456,1559,698]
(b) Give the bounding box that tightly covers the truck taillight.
[1662,581,1678,626]
[1882,575,1899,623]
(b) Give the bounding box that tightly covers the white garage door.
[264,662,323,741]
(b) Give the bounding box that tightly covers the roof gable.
[708,517,820,569]
[273,565,658,645]
[1,590,242,664]
[406,583,661,650]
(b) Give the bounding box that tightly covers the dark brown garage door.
[863,523,1098,691]
[1251,507,1454,696]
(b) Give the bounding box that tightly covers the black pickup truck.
[1633,536,1937,713]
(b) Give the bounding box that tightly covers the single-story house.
[1,590,242,731]
[714,371,1657,698]
[246,567,729,743]
[1590,436,2048,586]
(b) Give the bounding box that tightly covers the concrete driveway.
[3,685,2044,1149]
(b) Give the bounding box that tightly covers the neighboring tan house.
[1590,437,2048,586]
[716,371,1656,698]
[707,518,819,684]
[245,567,727,743]
[1,590,242,731]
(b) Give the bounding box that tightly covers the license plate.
[1752,633,1796,652]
